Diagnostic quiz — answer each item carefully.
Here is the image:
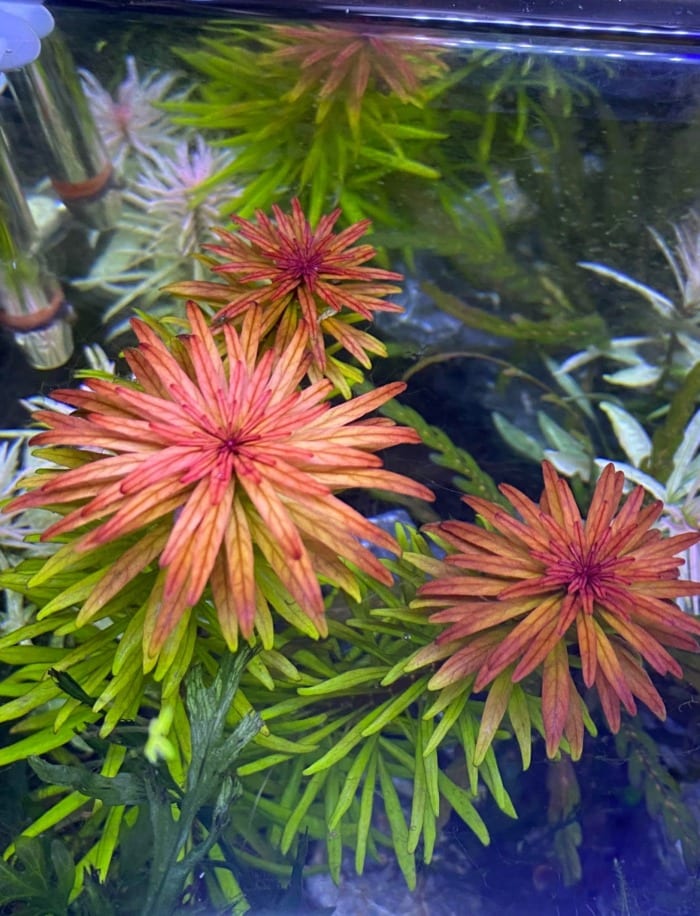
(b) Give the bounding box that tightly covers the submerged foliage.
[169,198,403,391]
[0,526,524,901]
[3,30,700,904]
[169,23,448,225]
[409,462,700,759]
[167,21,595,234]
[80,55,183,173]
[267,23,448,134]
[580,207,700,373]
[0,652,258,915]
[6,303,432,661]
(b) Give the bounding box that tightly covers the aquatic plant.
[76,134,234,334]
[583,208,700,323]
[488,349,605,485]
[420,281,607,350]
[0,344,116,634]
[168,20,599,261]
[408,462,700,758]
[375,391,505,507]
[0,232,428,895]
[0,202,435,895]
[554,334,667,389]
[587,402,700,615]
[615,719,700,871]
[4,174,700,910]
[125,134,235,257]
[546,757,583,885]
[168,23,449,223]
[0,527,520,902]
[77,56,228,335]
[0,651,258,913]
[35,651,259,914]
[491,349,700,614]
[7,302,432,660]
[0,438,59,634]
[80,55,182,172]
[592,403,700,519]
[0,447,40,634]
[169,197,403,389]
[0,440,53,562]
[267,23,448,132]
[579,207,700,374]
[222,530,518,890]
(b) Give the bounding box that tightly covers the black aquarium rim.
[45,0,700,37]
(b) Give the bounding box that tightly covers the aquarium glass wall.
[2,2,700,914]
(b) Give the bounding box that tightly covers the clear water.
[2,3,700,915]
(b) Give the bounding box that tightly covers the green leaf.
[599,401,652,467]
[375,393,503,504]
[254,731,319,755]
[269,756,307,848]
[538,412,590,464]
[408,727,427,856]
[422,790,438,865]
[492,411,544,463]
[480,746,517,818]
[423,281,606,347]
[5,792,89,855]
[0,612,73,649]
[421,718,440,819]
[360,676,429,736]
[355,746,378,875]
[303,704,393,776]
[140,650,261,915]
[328,734,379,830]
[280,771,328,854]
[437,772,490,846]
[37,567,109,617]
[377,754,416,889]
[297,666,388,696]
[325,768,343,883]
[92,802,127,882]
[423,690,469,756]
[0,646,65,665]
[651,360,700,480]
[360,146,440,179]
[0,710,98,766]
[474,670,513,766]
[49,840,75,905]
[28,757,147,805]
[0,837,72,914]
[456,710,480,796]
[578,261,675,319]
[507,684,533,770]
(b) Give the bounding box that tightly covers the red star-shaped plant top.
[9,303,433,661]
[269,24,448,129]
[168,198,403,380]
[410,462,700,759]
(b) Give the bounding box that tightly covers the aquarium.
[2,1,700,913]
